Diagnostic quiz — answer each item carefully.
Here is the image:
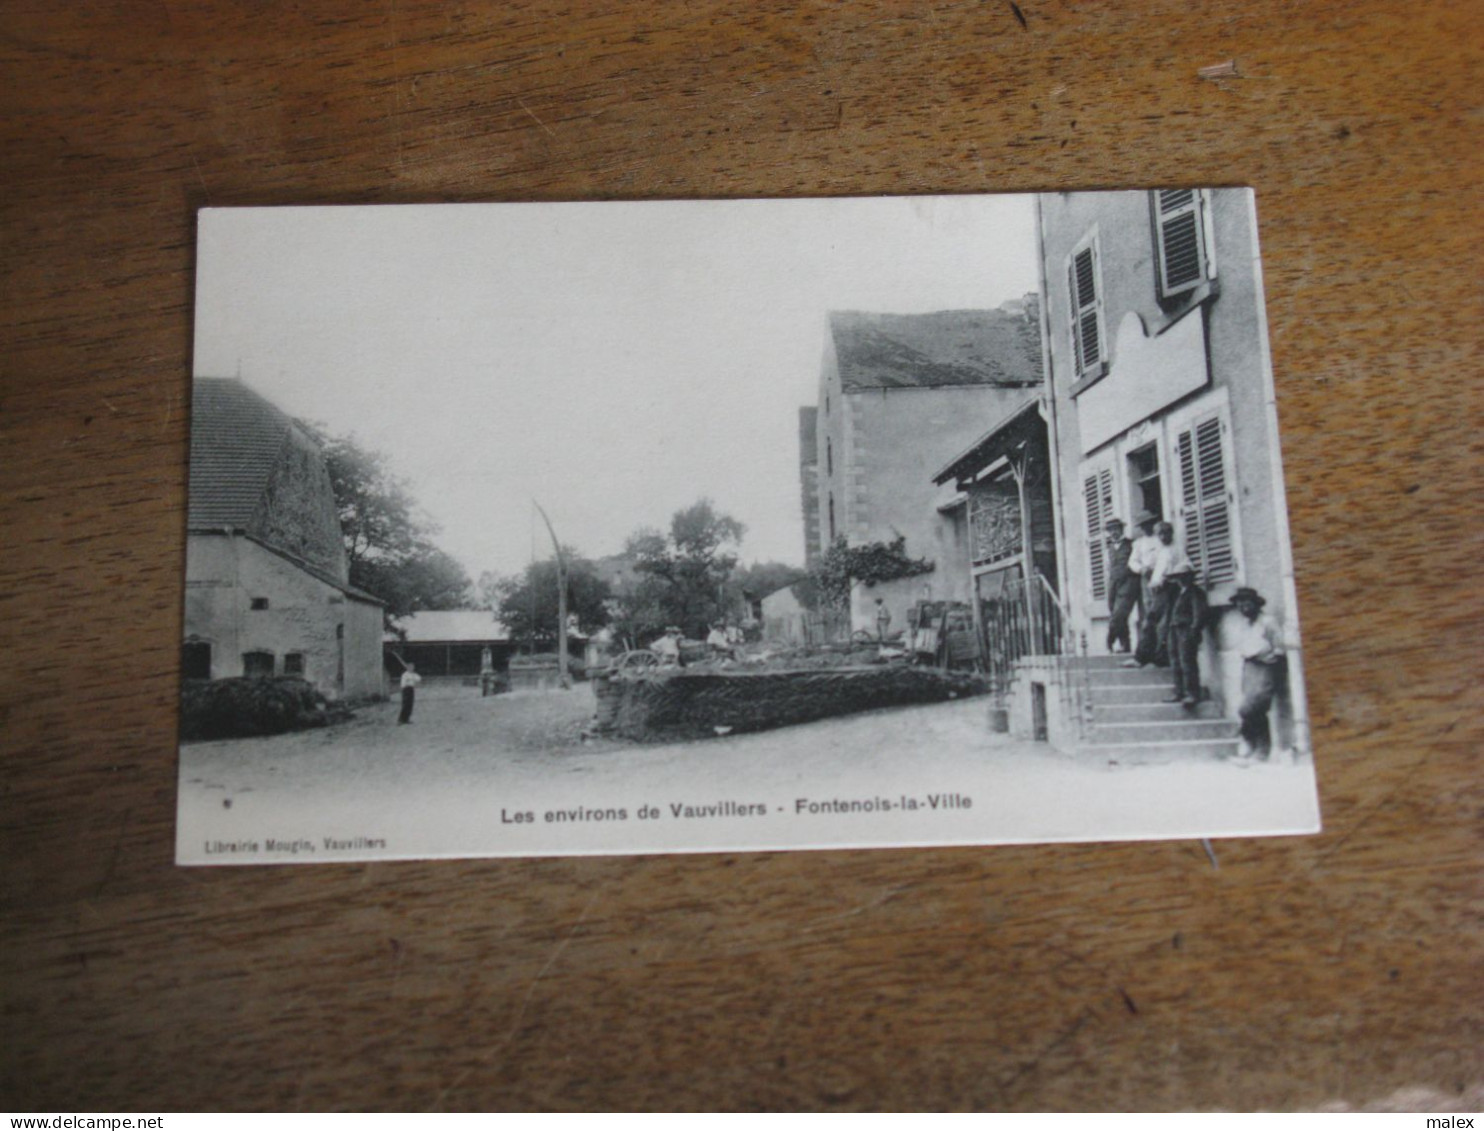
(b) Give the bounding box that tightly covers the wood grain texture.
[2,0,1479,1112]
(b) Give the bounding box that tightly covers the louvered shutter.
[1154,189,1207,300]
[1176,415,1236,586]
[1083,467,1114,602]
[1069,244,1103,377]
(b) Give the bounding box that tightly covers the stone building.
[807,303,1043,636]
[183,378,384,699]
[1032,188,1308,755]
[797,407,821,571]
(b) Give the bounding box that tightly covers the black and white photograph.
[177,191,1320,865]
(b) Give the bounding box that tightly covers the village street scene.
[178,193,1320,863]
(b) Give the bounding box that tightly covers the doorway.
[1128,443,1164,522]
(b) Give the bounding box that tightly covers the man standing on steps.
[397,661,422,725]
[1103,517,1138,654]
[1231,587,1285,760]
[1162,567,1208,708]
[1128,520,1189,668]
[1122,510,1161,663]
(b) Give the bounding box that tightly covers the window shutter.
[1155,189,1207,300]
[1176,415,1236,586]
[1069,244,1102,376]
[1083,467,1114,601]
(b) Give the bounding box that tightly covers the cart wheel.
[610,649,660,673]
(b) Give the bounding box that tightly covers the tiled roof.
[187,378,293,529]
[830,308,1043,391]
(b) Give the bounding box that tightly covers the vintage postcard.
[177,192,1319,865]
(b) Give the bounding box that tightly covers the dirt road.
[176,683,1319,863]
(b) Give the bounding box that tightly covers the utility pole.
[532,500,570,689]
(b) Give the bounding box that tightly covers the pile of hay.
[180,677,350,741]
[593,663,986,741]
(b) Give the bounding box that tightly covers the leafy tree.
[810,535,934,610]
[489,552,613,652]
[731,560,808,605]
[614,499,746,640]
[304,424,472,622]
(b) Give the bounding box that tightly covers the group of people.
[649,621,745,666]
[1103,511,1285,759]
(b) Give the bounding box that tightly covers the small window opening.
[242,651,275,677]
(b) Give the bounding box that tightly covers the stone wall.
[251,424,349,583]
[183,534,382,699]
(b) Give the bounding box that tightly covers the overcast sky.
[194,195,1038,581]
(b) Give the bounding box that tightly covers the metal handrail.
[1031,571,1093,742]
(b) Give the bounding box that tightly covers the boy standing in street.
[398,661,422,725]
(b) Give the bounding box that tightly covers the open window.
[1127,443,1164,525]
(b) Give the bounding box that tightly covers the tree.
[489,552,613,652]
[731,560,808,606]
[305,424,472,622]
[810,535,934,610]
[727,559,808,627]
[614,499,746,640]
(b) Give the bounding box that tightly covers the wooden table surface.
[3,0,1479,1113]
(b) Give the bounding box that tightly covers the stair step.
[1083,668,1178,687]
[1085,683,1181,705]
[1086,719,1238,744]
[1072,655,1151,670]
[1072,737,1242,761]
[1092,700,1224,722]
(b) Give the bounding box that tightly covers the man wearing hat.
[1129,519,1189,667]
[1162,567,1209,707]
[651,626,683,666]
[1103,517,1139,654]
[1120,510,1162,664]
[1231,587,1284,759]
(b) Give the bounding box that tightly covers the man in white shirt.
[1122,511,1160,662]
[397,662,422,725]
[1129,520,1188,667]
[1126,509,1160,571]
[705,621,733,659]
[651,626,682,665]
[874,597,892,642]
[1148,526,1193,591]
[1231,587,1284,760]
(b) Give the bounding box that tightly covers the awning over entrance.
[932,396,1046,488]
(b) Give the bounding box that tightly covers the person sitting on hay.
[651,626,683,666]
[706,620,735,659]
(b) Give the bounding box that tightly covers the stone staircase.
[1069,655,1241,762]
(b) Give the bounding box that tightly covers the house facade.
[809,304,1043,636]
[1037,189,1307,751]
[183,378,384,700]
[798,407,821,571]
